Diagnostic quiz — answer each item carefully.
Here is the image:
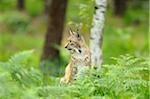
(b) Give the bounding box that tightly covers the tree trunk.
[114,0,127,16]
[17,0,24,11]
[41,0,68,61]
[44,0,50,16]
[90,0,107,68]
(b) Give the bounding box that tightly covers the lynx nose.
[65,45,67,48]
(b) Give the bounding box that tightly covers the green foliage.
[34,54,149,98]
[103,13,148,64]
[26,0,44,17]
[0,33,43,62]
[65,55,149,98]
[67,0,94,32]
[0,0,16,11]
[0,11,31,33]
[0,50,43,98]
[0,51,149,98]
[0,0,149,98]
[124,9,148,25]
[0,50,42,87]
[0,0,44,17]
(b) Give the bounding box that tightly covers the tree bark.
[114,0,127,16]
[17,0,25,11]
[44,0,50,16]
[41,0,68,61]
[90,0,107,68]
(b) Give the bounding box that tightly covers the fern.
[0,50,43,99]
[67,54,149,98]
[0,50,43,88]
[30,54,149,98]
[0,52,149,98]
[8,50,34,63]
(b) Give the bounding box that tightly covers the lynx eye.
[69,40,71,42]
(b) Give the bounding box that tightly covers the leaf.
[9,50,34,64]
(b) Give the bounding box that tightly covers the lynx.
[60,29,91,84]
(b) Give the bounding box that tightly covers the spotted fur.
[60,29,91,84]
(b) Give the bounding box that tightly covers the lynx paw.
[60,77,69,84]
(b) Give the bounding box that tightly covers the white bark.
[90,0,107,68]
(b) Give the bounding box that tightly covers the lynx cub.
[60,29,91,84]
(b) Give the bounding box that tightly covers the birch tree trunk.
[90,0,107,68]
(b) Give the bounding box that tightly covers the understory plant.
[68,55,149,98]
[0,51,149,99]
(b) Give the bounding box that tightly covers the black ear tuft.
[77,33,80,38]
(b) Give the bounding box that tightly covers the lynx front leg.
[60,64,73,84]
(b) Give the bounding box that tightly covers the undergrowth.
[0,11,31,33]
[0,50,149,99]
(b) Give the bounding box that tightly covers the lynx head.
[64,29,85,54]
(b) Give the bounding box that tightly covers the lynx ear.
[76,28,81,38]
[69,28,74,35]
[74,32,81,40]
[76,32,80,38]
[69,28,81,39]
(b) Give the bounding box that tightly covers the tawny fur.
[60,30,91,84]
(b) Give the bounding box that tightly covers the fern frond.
[8,50,34,64]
